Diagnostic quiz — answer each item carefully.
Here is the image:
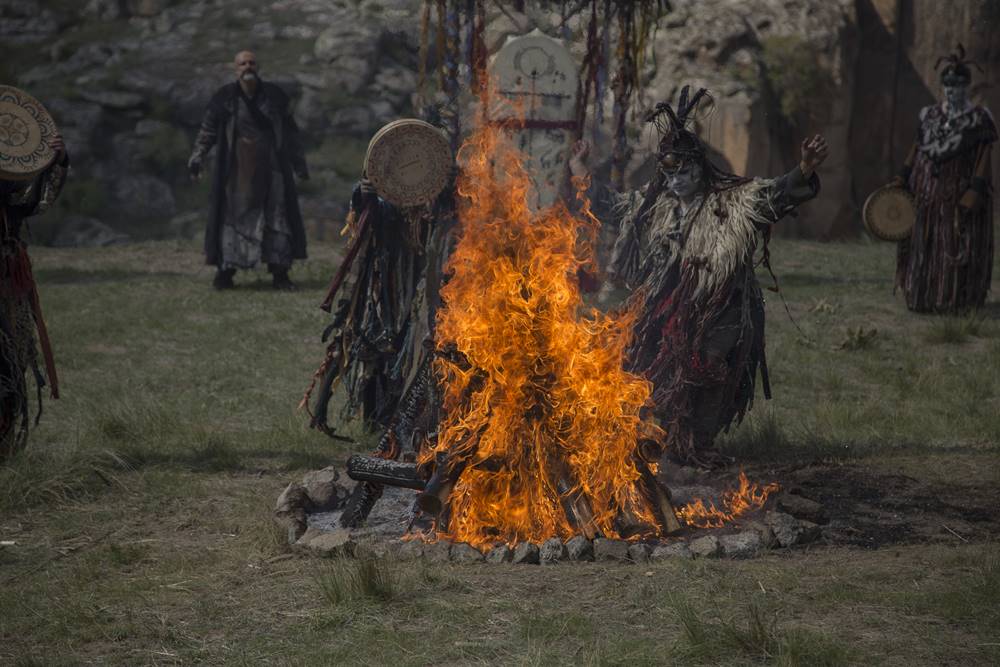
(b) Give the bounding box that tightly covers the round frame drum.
[364,119,453,209]
[0,85,58,182]
[863,185,916,241]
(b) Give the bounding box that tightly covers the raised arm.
[757,134,828,224]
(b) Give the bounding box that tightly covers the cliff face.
[3,0,998,244]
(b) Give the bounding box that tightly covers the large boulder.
[110,174,177,222]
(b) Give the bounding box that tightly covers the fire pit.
[281,106,816,562]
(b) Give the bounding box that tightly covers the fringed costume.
[1,157,67,460]
[895,47,995,313]
[305,182,456,441]
[606,88,820,466]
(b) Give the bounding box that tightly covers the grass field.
[1,235,998,665]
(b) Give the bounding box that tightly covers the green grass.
[0,237,997,664]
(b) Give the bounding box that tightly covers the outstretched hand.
[799,134,829,177]
[569,139,590,179]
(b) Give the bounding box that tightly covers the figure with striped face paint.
[571,86,828,467]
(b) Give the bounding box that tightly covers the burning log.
[339,359,435,528]
[345,455,426,490]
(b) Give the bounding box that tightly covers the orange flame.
[424,108,661,548]
[677,470,780,529]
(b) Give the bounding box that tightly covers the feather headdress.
[645,85,713,163]
[936,43,983,86]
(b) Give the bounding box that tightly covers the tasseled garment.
[896,108,995,313]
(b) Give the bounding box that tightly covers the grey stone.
[79,90,145,110]
[539,538,567,563]
[423,541,451,563]
[392,540,424,561]
[651,542,694,560]
[777,493,828,524]
[719,531,765,559]
[451,543,484,563]
[593,538,630,561]
[742,520,778,548]
[0,4,59,43]
[275,482,307,543]
[565,536,593,561]
[628,543,652,563]
[688,535,722,558]
[301,466,343,511]
[512,542,540,565]
[111,174,176,221]
[764,511,818,548]
[485,545,513,564]
[330,106,377,134]
[295,527,355,556]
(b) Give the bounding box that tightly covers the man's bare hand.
[359,177,377,196]
[569,139,590,179]
[799,134,829,177]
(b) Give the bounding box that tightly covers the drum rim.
[863,184,915,242]
[0,84,58,181]
[363,118,452,208]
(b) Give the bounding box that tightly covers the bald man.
[188,51,309,290]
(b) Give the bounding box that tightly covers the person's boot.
[213,268,236,290]
[271,265,297,291]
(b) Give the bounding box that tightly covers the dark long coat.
[190,81,308,266]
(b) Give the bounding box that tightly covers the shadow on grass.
[717,411,938,464]
[33,267,184,285]
[90,405,343,474]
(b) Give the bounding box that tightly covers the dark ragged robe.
[896,103,996,313]
[1,157,67,459]
[608,168,819,465]
[306,183,457,439]
[190,82,308,269]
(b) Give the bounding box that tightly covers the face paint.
[663,161,704,199]
[943,84,968,111]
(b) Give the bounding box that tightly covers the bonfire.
[342,103,778,550]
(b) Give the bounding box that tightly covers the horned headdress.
[936,43,983,87]
[644,85,713,168]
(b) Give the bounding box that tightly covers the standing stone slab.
[719,531,764,559]
[627,543,652,563]
[512,542,540,565]
[486,544,513,564]
[451,543,485,563]
[490,29,578,209]
[540,538,567,564]
[565,536,594,562]
[593,538,630,562]
[688,535,721,558]
[651,542,693,560]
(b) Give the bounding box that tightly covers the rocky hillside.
[3,0,998,245]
